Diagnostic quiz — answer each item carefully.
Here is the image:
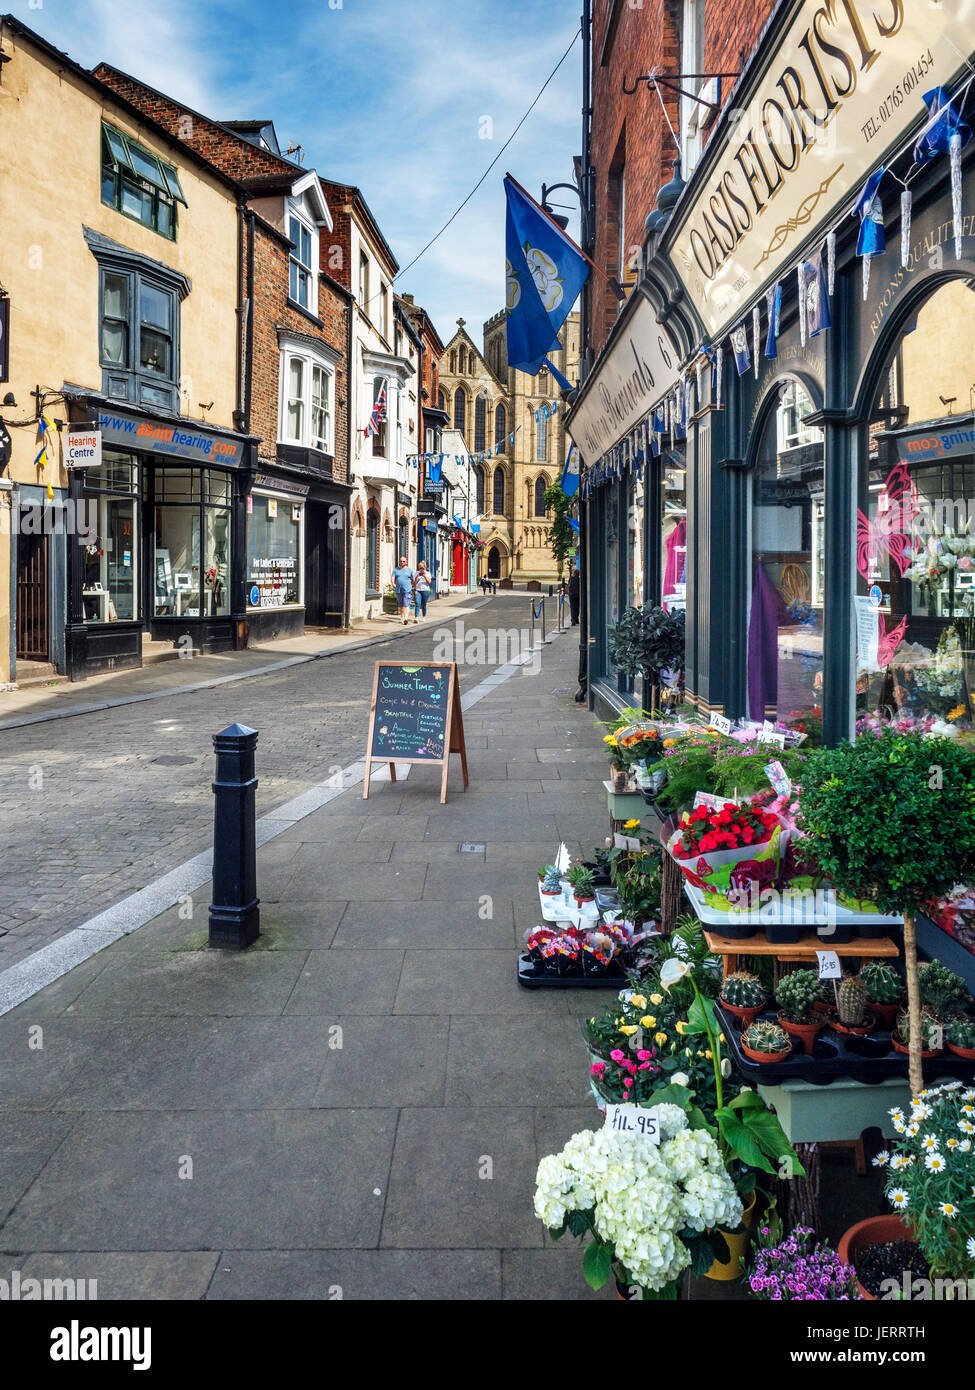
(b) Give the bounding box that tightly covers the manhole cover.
[152,755,197,766]
[459,842,486,853]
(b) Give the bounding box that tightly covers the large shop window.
[748,380,825,722]
[247,491,302,610]
[82,451,139,624]
[858,280,975,730]
[154,469,231,618]
[662,453,686,612]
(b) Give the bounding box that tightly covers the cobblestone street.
[0,596,569,968]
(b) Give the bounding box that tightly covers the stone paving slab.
[0,1110,398,1251]
[8,1251,221,1300]
[332,900,516,951]
[205,1248,501,1301]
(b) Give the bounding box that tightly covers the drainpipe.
[243,209,256,434]
[344,297,353,629]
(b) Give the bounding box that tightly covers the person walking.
[391,555,415,625]
[412,561,431,622]
[568,563,580,625]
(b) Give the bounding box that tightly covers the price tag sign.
[614,833,641,850]
[605,1105,661,1144]
[765,759,791,798]
[711,713,732,735]
[816,950,842,980]
[758,729,786,748]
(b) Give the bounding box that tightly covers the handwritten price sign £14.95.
[604,1105,661,1144]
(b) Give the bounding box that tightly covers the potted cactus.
[828,975,876,1036]
[917,960,972,1018]
[742,1019,792,1065]
[719,970,766,1027]
[775,969,824,1055]
[540,865,563,897]
[892,1008,944,1059]
[566,864,597,907]
[945,1015,975,1059]
[858,962,904,1030]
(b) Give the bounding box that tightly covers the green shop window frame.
[101,123,187,240]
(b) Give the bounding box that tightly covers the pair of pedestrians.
[391,557,432,625]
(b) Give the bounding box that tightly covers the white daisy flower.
[967,1237,975,1260]
[892,1118,906,1134]
[962,1104,975,1116]
[947,1138,960,1149]
[962,1090,975,1102]
[960,1141,972,1153]
[921,1134,939,1151]
[940,1202,958,1217]
[872,1151,890,1167]
[888,1188,909,1209]
[890,1154,910,1171]
[925,1152,947,1173]
[906,1123,920,1137]
[960,1120,975,1134]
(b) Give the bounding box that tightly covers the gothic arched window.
[492,466,505,515]
[454,388,466,435]
[474,395,486,452]
[535,476,548,516]
[494,402,507,450]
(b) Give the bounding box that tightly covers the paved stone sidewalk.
[0,622,616,1299]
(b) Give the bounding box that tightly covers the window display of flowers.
[748,1225,861,1300]
[883,1083,975,1281]
[915,626,966,702]
[534,1106,742,1297]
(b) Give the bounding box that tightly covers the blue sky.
[13,0,583,349]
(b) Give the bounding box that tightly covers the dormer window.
[101,122,186,240]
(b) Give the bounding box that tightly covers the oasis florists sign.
[667,0,973,340]
[566,296,679,465]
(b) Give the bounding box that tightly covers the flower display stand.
[602,780,645,825]
[756,1075,915,1144]
[701,927,899,980]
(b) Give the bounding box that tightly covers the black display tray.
[517,952,627,990]
[716,1002,975,1086]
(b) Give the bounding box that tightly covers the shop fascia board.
[61,383,260,450]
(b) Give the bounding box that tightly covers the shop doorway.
[487,544,501,579]
[16,526,49,661]
[304,500,346,628]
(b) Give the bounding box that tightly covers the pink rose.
[610,1049,625,1063]
[590,1063,606,1076]
[622,1078,634,1088]
[637,1050,651,1061]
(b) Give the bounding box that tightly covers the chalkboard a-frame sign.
[363,661,469,803]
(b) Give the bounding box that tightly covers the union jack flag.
[364,384,387,437]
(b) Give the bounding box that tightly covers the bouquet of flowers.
[915,627,965,700]
[748,1226,861,1300]
[672,801,779,860]
[905,526,975,591]
[880,1082,975,1281]
[534,1106,742,1296]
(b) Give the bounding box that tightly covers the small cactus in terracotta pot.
[540,865,563,896]
[775,969,824,1055]
[830,975,875,1035]
[892,1008,944,1058]
[944,1015,975,1059]
[858,962,903,1030]
[742,1019,792,1063]
[719,970,766,1027]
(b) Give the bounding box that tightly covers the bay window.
[97,263,179,409]
[279,342,335,455]
[101,123,186,240]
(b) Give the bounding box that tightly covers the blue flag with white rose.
[504,174,589,376]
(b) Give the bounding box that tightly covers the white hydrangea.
[533,1120,742,1293]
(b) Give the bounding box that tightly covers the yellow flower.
[640,1016,656,1028]
[654,1032,668,1045]
[663,738,677,748]
[650,994,663,1006]
[603,734,618,745]
[630,995,647,1010]
[719,1033,726,1044]
[675,1021,688,1035]
[619,1025,638,1036]
[948,705,965,722]
[623,818,641,831]
[705,1050,713,1060]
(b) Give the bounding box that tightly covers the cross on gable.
[456,317,466,329]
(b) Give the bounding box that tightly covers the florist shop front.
[570,0,975,752]
[63,393,258,679]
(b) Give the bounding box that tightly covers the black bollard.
[209,722,260,949]
[548,584,554,597]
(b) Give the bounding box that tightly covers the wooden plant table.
[703,928,899,980]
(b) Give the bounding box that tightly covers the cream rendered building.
[438,312,580,583]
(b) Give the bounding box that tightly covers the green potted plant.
[607,603,685,713]
[892,1008,944,1059]
[566,864,596,907]
[539,865,563,897]
[741,1019,792,1065]
[945,1016,975,1058]
[613,856,661,929]
[858,962,904,1030]
[797,729,975,1095]
[603,733,633,792]
[917,959,972,1018]
[718,970,766,1027]
[775,970,824,1054]
[828,975,875,1036]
